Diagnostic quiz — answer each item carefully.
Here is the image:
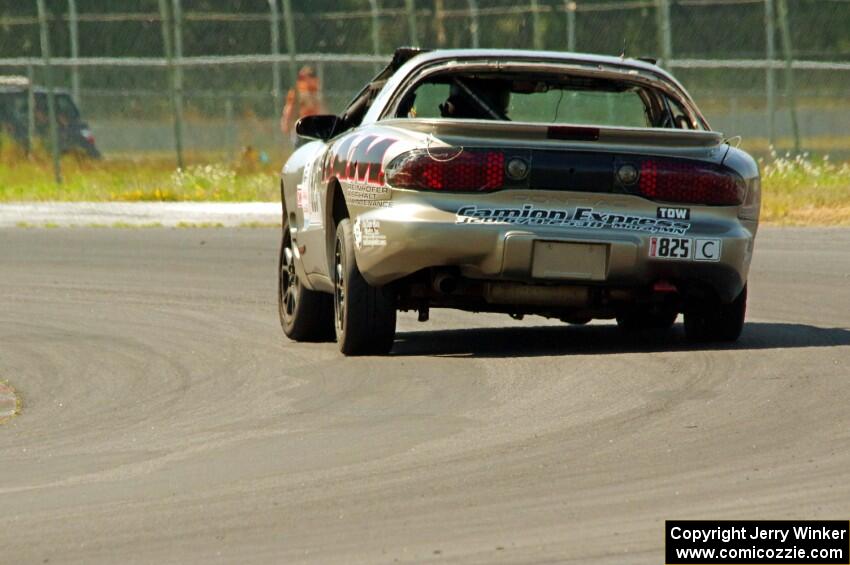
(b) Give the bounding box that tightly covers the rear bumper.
[352,193,756,304]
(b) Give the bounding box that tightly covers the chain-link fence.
[1,0,849,164]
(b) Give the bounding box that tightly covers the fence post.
[433,0,446,46]
[26,65,36,155]
[655,0,672,67]
[404,0,418,45]
[468,0,480,48]
[158,0,184,169]
[566,1,577,52]
[225,97,235,157]
[764,0,776,146]
[281,0,298,143]
[269,0,282,120]
[369,0,382,72]
[172,0,186,163]
[530,0,543,50]
[36,0,62,184]
[68,0,80,106]
[776,0,800,154]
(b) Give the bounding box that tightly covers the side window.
[666,95,700,130]
[339,82,384,133]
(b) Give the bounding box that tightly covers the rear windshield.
[0,92,81,124]
[36,94,81,121]
[395,71,700,130]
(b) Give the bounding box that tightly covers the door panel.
[284,141,330,278]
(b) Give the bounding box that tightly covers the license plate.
[532,241,608,280]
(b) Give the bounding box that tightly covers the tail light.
[385,148,504,192]
[637,158,746,206]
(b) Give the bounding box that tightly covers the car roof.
[399,48,674,79]
[362,48,697,126]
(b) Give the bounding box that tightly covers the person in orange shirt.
[281,66,325,144]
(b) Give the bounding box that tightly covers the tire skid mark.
[0,425,308,496]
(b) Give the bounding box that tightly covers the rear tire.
[684,284,747,342]
[334,219,397,355]
[278,225,335,342]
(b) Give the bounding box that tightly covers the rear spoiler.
[382,118,724,149]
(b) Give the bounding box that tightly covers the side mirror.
[295,114,340,141]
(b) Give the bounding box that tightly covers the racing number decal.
[650,237,691,259]
[694,238,722,261]
[649,237,721,261]
[298,152,324,228]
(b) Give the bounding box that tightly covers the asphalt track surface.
[1,227,849,564]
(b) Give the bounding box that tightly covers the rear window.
[395,71,699,130]
[35,93,80,121]
[508,88,648,127]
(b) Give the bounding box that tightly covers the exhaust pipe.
[433,273,458,294]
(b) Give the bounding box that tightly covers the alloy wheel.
[334,238,345,331]
[280,237,298,320]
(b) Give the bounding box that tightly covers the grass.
[1,142,848,226]
[743,135,850,155]
[760,151,850,226]
[0,142,280,202]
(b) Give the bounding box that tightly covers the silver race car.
[278,48,760,355]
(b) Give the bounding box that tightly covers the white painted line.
[0,202,282,227]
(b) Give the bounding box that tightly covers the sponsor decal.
[657,206,691,220]
[648,237,722,261]
[353,218,387,248]
[341,179,392,208]
[456,205,691,235]
[353,218,361,247]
